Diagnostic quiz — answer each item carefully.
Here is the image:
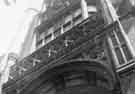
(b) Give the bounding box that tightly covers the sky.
[0,0,43,56]
[0,0,133,56]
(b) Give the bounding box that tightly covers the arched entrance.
[22,59,119,94]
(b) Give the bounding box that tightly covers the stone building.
[2,0,135,94]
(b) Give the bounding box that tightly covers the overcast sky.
[0,0,43,55]
[0,0,133,56]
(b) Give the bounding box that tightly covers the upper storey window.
[36,0,101,49]
[36,39,43,49]
[73,9,82,25]
[48,27,54,34]
[63,15,72,32]
[87,5,97,16]
[74,9,82,18]
[44,27,54,44]
[53,28,61,38]
[37,27,54,48]
[44,33,53,44]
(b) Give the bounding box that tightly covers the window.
[88,6,97,11]
[122,44,133,61]
[115,26,126,43]
[73,14,82,23]
[63,21,71,29]
[87,6,97,19]
[110,31,119,46]
[72,9,82,25]
[44,34,52,44]
[63,15,72,32]
[115,47,125,65]
[108,26,132,67]
[48,27,54,34]
[53,28,61,38]
[73,9,82,25]
[65,15,72,23]
[74,9,82,17]
[36,39,43,48]
[40,32,46,40]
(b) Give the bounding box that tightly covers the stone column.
[81,0,88,19]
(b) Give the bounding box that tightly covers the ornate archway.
[21,59,119,94]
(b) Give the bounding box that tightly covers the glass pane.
[115,26,126,43]
[115,48,125,65]
[44,34,52,43]
[111,35,119,46]
[36,39,43,47]
[122,44,133,61]
[54,28,61,37]
[110,31,119,46]
[63,21,71,28]
[73,14,82,23]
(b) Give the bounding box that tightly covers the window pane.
[73,14,82,23]
[63,21,71,28]
[44,34,52,43]
[122,44,133,61]
[115,26,126,43]
[54,28,61,37]
[110,31,119,46]
[115,48,125,65]
[36,39,43,47]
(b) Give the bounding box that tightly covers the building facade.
[3,0,135,94]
